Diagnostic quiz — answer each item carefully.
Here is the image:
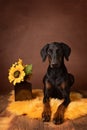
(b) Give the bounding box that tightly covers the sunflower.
[8,64,25,85]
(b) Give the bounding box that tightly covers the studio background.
[0,0,87,94]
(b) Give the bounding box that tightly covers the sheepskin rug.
[7,89,87,120]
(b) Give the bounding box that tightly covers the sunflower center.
[14,70,20,78]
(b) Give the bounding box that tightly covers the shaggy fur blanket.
[7,89,87,121]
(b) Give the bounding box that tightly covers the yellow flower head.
[8,64,25,85]
[8,59,32,86]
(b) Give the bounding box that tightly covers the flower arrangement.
[8,59,32,85]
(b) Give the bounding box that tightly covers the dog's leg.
[53,96,70,124]
[53,82,70,124]
[42,81,52,122]
[42,99,51,122]
[53,92,70,124]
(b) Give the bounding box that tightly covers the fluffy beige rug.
[7,89,87,120]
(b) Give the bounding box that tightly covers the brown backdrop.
[0,0,87,94]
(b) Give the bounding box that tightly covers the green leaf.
[24,64,32,75]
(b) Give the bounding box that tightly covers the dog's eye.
[56,49,60,53]
[48,49,53,54]
[56,49,62,54]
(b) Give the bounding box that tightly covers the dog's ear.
[60,43,71,61]
[40,44,49,62]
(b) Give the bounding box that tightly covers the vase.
[14,80,32,101]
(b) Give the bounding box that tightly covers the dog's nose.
[51,63,58,68]
[51,63,56,66]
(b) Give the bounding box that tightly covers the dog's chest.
[47,68,67,85]
[48,68,64,78]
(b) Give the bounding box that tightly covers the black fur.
[40,42,74,124]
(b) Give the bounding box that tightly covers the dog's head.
[40,42,71,68]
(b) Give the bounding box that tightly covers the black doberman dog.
[40,42,74,124]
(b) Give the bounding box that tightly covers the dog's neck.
[48,64,67,73]
[47,64,68,80]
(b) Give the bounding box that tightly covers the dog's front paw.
[53,113,64,125]
[42,109,51,122]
